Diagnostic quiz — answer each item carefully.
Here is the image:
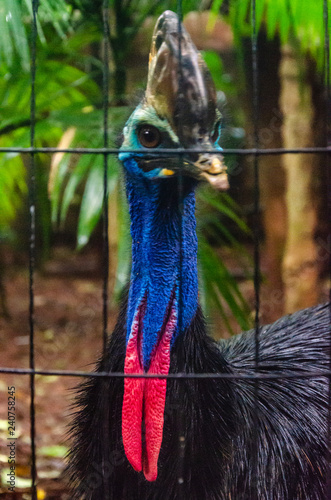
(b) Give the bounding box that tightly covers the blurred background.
[0,0,329,497]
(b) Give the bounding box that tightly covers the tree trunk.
[241,33,287,323]
[279,46,320,313]
[257,35,287,322]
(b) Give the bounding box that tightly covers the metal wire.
[251,0,260,494]
[0,365,330,380]
[28,1,38,498]
[175,2,186,492]
[102,0,110,357]
[0,146,330,154]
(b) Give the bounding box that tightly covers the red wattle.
[122,312,144,472]
[143,307,176,481]
[122,301,177,481]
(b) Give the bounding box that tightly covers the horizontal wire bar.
[0,366,329,380]
[0,146,330,155]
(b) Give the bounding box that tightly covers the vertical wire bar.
[176,1,186,493]
[251,0,261,495]
[102,0,110,356]
[251,0,260,368]
[324,0,331,496]
[29,1,38,498]
[101,5,111,498]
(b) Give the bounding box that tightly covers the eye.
[138,125,161,148]
[211,121,221,143]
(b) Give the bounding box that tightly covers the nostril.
[195,155,210,166]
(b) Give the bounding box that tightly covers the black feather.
[66,300,329,500]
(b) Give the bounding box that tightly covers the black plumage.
[67,299,329,499]
[67,10,330,499]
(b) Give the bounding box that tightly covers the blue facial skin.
[119,104,221,370]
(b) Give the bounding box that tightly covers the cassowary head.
[118,11,228,483]
[119,10,228,190]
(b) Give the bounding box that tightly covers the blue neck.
[124,159,199,369]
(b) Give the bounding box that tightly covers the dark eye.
[138,125,161,148]
[211,121,221,143]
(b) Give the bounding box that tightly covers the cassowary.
[67,11,330,500]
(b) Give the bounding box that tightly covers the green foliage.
[0,153,26,232]
[197,190,251,332]
[49,106,128,249]
[198,237,250,332]
[202,51,237,95]
[0,48,100,247]
[0,9,101,244]
[0,0,74,71]
[212,0,330,74]
[115,186,131,295]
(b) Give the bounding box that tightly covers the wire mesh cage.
[0,0,330,499]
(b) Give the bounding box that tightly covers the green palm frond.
[49,105,132,296]
[198,235,251,332]
[212,0,330,74]
[0,0,74,70]
[197,187,252,332]
[0,23,100,248]
[0,154,26,230]
[49,106,129,244]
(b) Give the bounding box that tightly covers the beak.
[192,154,229,190]
[145,11,229,191]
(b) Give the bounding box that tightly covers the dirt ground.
[0,245,328,499]
[0,247,118,499]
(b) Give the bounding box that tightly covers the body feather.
[67,301,329,499]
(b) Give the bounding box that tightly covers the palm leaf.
[77,156,119,249]
[213,0,330,75]
[0,0,74,70]
[0,154,26,228]
[198,236,251,333]
[0,0,29,70]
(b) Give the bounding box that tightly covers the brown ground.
[0,247,117,499]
